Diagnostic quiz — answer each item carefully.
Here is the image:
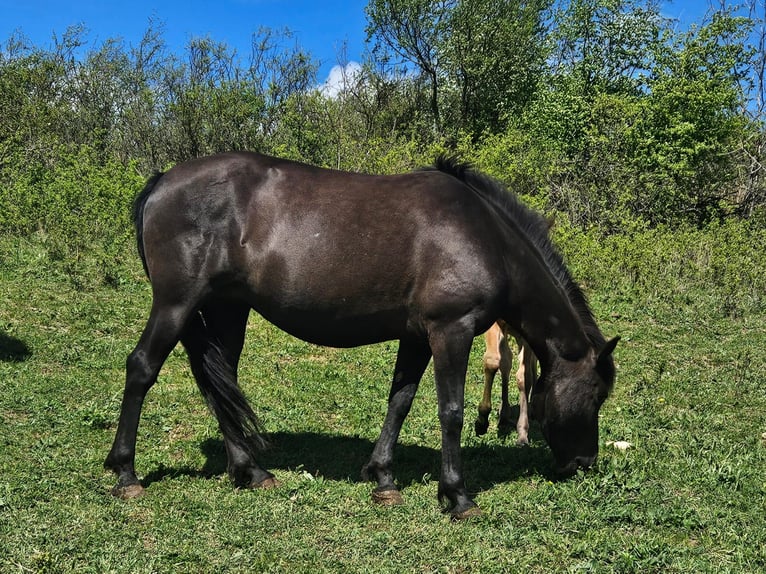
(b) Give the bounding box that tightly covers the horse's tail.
[132,172,164,278]
[181,311,269,466]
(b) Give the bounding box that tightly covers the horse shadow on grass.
[142,422,555,494]
[0,330,31,362]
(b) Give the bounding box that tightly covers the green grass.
[1,237,765,573]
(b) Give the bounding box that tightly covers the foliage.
[440,0,552,135]
[554,219,766,317]
[365,0,453,132]
[2,1,765,244]
[628,11,755,225]
[0,144,143,286]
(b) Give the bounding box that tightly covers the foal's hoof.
[251,476,281,489]
[451,505,482,521]
[515,436,530,447]
[111,483,145,500]
[474,419,489,436]
[371,488,404,506]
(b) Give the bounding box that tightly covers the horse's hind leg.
[181,300,276,489]
[514,343,530,445]
[105,303,191,498]
[363,337,431,505]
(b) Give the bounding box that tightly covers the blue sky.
[0,0,369,83]
[0,1,710,86]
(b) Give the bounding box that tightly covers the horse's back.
[140,152,508,345]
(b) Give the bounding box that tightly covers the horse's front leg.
[363,338,431,505]
[430,325,480,519]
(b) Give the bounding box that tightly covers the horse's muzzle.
[554,454,597,478]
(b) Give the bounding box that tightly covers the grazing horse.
[105,152,618,519]
[474,320,537,445]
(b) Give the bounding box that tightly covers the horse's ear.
[597,337,620,364]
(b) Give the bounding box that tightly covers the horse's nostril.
[575,455,596,470]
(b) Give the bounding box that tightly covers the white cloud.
[319,61,362,98]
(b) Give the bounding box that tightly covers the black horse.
[105,152,618,518]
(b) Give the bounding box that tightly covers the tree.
[159,27,317,162]
[365,0,455,133]
[508,0,667,227]
[442,0,552,135]
[633,9,753,224]
[735,0,766,218]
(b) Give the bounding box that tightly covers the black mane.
[429,155,606,349]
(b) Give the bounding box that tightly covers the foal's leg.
[475,323,501,436]
[515,341,537,446]
[430,325,479,519]
[181,300,276,489]
[105,303,191,498]
[515,342,530,446]
[363,338,431,505]
[495,329,514,438]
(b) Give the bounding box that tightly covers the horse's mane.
[426,155,606,348]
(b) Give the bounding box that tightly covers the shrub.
[0,144,145,286]
[555,219,766,316]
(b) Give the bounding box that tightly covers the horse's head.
[531,337,619,477]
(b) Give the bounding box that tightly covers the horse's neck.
[508,278,592,367]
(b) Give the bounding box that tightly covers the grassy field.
[1,236,765,573]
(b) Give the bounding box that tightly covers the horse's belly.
[237,225,495,347]
[254,303,411,348]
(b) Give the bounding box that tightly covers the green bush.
[555,219,766,317]
[0,144,144,286]
[1,137,763,317]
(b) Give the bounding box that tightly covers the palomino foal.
[475,321,537,444]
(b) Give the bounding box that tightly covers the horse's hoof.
[515,436,529,447]
[451,505,482,521]
[252,476,281,489]
[474,420,489,436]
[112,483,145,500]
[371,488,403,506]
